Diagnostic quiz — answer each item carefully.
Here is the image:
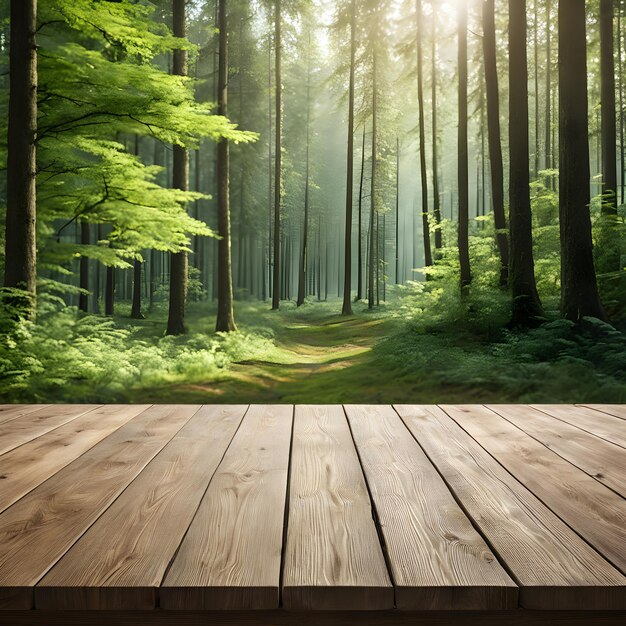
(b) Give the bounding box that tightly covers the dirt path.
[154,308,396,403]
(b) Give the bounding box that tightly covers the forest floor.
[118,294,626,405]
[131,300,437,404]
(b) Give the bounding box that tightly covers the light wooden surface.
[489,404,626,497]
[532,405,626,448]
[36,406,247,610]
[395,405,626,610]
[582,405,626,420]
[444,404,626,573]
[160,405,293,610]
[0,404,623,617]
[0,404,198,609]
[282,405,393,610]
[0,404,149,514]
[0,404,101,455]
[344,405,517,610]
[0,405,51,426]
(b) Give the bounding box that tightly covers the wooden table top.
[0,403,624,624]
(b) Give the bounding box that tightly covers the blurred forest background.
[0,0,625,404]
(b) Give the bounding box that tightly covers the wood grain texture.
[0,405,51,427]
[344,405,517,610]
[0,405,101,455]
[530,405,626,449]
[2,610,626,626]
[282,405,393,610]
[36,405,248,611]
[442,405,626,574]
[489,405,626,497]
[0,404,199,610]
[581,405,626,420]
[0,405,150,514]
[160,405,293,611]
[395,405,626,610]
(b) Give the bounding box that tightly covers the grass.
[3,290,625,404]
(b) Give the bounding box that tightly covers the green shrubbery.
[0,294,281,402]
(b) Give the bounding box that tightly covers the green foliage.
[0,296,280,402]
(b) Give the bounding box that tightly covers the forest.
[0,0,625,404]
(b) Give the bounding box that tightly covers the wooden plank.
[344,405,517,611]
[0,405,51,426]
[0,405,150,514]
[3,611,626,626]
[160,405,293,611]
[0,404,101,455]
[530,405,626,448]
[0,404,199,610]
[395,405,626,610]
[442,405,626,574]
[282,405,393,610]
[488,405,626,497]
[36,405,248,610]
[581,405,626,421]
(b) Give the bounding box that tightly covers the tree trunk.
[559,0,607,322]
[342,1,356,315]
[4,0,37,312]
[105,264,114,317]
[597,0,620,274]
[79,221,89,313]
[299,31,313,308]
[215,0,237,332]
[395,137,400,283]
[272,0,282,310]
[167,0,189,335]
[533,0,540,178]
[368,50,378,310]
[131,259,144,319]
[416,0,432,269]
[267,33,273,301]
[600,0,618,213]
[545,0,552,174]
[356,127,365,301]
[431,7,442,252]
[619,0,625,206]
[457,0,471,293]
[482,0,509,286]
[509,0,543,326]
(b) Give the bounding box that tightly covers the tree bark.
[131,259,144,319]
[215,0,237,332]
[299,30,313,308]
[533,0,540,178]
[356,127,365,301]
[368,50,378,310]
[167,0,189,335]
[272,0,282,310]
[395,136,400,283]
[545,0,552,174]
[482,0,509,286]
[600,0,618,213]
[105,264,114,317]
[457,0,471,293]
[416,0,432,269]
[559,0,607,322]
[597,0,620,274]
[619,0,625,206]
[4,0,37,312]
[342,0,356,315]
[79,222,89,313]
[266,33,272,301]
[431,7,442,253]
[509,0,543,326]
